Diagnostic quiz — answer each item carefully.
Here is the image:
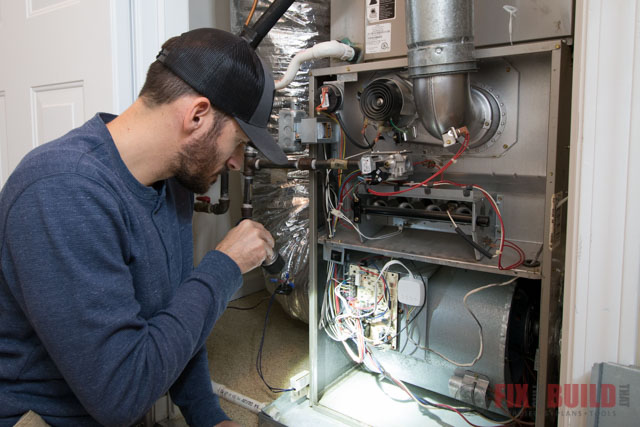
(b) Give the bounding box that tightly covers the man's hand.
[215,220,275,274]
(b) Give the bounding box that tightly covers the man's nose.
[226,148,244,171]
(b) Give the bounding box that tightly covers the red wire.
[367,130,470,197]
[433,404,488,427]
[505,239,526,258]
[434,179,509,266]
[339,173,360,204]
[356,127,527,271]
[503,240,526,269]
[334,172,361,227]
[431,180,526,271]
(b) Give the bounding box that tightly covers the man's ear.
[183,96,211,135]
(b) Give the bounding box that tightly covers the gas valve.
[359,152,413,183]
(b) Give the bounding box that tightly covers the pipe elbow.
[413,74,471,139]
[210,198,230,215]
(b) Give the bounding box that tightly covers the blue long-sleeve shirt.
[0,113,242,426]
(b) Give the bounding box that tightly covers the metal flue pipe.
[406,0,493,145]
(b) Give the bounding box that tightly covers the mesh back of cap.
[159,28,264,122]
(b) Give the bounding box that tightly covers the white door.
[0,0,116,186]
[0,0,189,187]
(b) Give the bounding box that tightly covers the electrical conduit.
[211,380,268,414]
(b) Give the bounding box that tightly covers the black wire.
[453,226,494,259]
[227,297,269,311]
[256,292,294,393]
[335,111,373,149]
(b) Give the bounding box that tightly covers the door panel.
[0,0,113,182]
[28,0,79,17]
[31,81,84,147]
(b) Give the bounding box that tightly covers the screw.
[555,44,561,49]
[435,47,443,54]
[484,121,490,127]
[503,144,509,149]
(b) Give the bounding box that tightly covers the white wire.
[330,209,403,240]
[370,260,413,321]
[344,150,372,160]
[321,259,403,360]
[556,195,568,208]
[410,276,518,367]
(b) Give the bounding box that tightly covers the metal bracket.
[323,245,345,265]
[448,370,491,409]
[549,191,564,251]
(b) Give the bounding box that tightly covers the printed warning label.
[366,23,392,54]
[366,0,396,23]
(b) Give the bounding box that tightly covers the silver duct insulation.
[232,0,329,323]
[252,166,309,323]
[406,0,497,146]
[232,0,330,124]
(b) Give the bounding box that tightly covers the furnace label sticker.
[367,0,396,23]
[366,23,392,54]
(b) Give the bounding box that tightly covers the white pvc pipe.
[274,40,356,90]
[211,381,268,414]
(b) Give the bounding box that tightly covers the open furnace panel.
[303,2,572,426]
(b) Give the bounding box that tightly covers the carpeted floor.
[206,290,309,427]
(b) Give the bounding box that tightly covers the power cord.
[227,297,269,311]
[256,275,295,393]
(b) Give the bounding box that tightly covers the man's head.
[140,28,286,191]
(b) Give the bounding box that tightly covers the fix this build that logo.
[493,383,631,417]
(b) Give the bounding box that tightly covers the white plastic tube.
[274,40,356,90]
[211,380,268,414]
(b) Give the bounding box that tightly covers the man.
[0,28,287,426]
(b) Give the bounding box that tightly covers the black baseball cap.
[156,28,288,165]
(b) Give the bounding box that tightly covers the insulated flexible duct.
[232,0,330,323]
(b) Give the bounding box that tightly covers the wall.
[190,0,230,31]
[560,0,640,425]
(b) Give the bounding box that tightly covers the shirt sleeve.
[1,174,242,426]
[170,347,229,427]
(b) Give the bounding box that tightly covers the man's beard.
[173,114,228,194]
